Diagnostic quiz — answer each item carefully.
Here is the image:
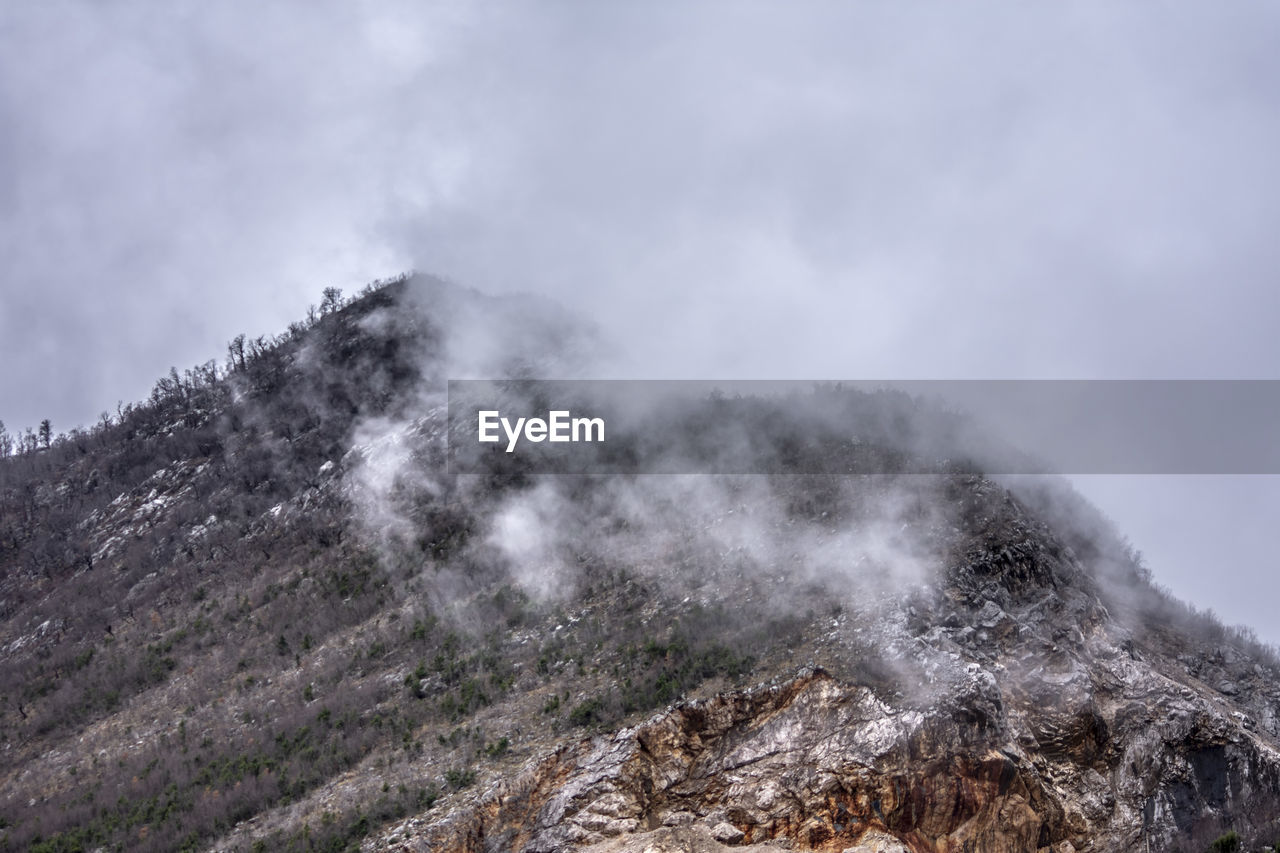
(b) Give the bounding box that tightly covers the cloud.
[4,2,1280,640]
[6,3,1280,434]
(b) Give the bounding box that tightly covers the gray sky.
[3,3,1279,639]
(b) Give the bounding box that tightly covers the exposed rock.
[381,560,1280,853]
[385,654,1259,852]
[842,831,910,852]
[8,281,1280,853]
[709,822,744,845]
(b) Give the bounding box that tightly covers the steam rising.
[345,282,972,644]
[337,279,1280,729]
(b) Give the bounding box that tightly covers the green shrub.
[569,697,605,727]
[444,767,476,790]
[1209,830,1240,853]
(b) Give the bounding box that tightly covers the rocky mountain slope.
[2,277,1278,852]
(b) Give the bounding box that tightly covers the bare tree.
[320,286,343,315]
[227,333,247,373]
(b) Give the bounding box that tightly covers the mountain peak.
[1,280,1277,853]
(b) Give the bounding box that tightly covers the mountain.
[2,276,1279,853]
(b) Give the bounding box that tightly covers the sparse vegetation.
[484,736,510,758]
[444,767,476,790]
[1209,830,1240,852]
[3,277,1280,851]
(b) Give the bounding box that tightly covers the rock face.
[388,654,1280,852]
[6,281,1280,853]
[377,481,1280,853]
[402,669,1031,852]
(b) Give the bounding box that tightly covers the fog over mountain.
[3,279,1280,852]
[3,8,1280,849]
[4,2,1279,646]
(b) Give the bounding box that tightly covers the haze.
[2,3,1278,639]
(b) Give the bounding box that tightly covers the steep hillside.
[1,277,1278,853]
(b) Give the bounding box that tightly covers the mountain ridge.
[2,276,1279,852]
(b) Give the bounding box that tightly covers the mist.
[4,3,1280,641]
[4,258,1278,850]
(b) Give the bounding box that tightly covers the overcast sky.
[3,3,1279,638]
